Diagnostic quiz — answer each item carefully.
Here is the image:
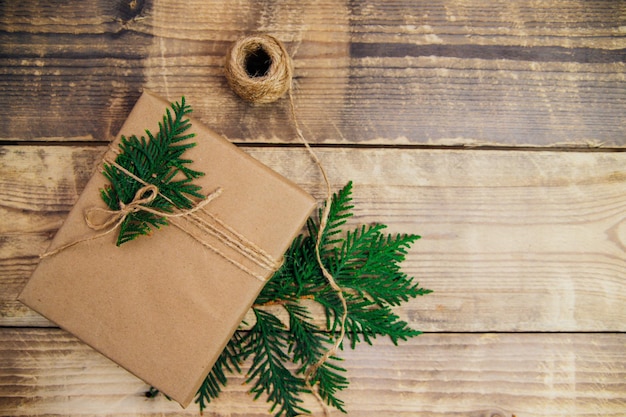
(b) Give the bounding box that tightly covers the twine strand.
[288,88,348,385]
[169,212,279,282]
[225,34,348,416]
[90,159,278,280]
[39,183,222,259]
[41,156,279,281]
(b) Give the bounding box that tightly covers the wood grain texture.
[0,0,150,141]
[1,328,624,417]
[2,2,625,415]
[0,0,624,146]
[2,146,625,331]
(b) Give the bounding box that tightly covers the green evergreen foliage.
[192,181,432,416]
[110,98,432,414]
[100,97,204,245]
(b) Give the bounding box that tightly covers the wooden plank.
[1,0,624,146]
[0,0,151,141]
[2,145,625,331]
[0,328,624,416]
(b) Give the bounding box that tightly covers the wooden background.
[1,0,625,416]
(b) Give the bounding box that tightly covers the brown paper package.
[18,91,317,407]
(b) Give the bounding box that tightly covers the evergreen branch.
[147,181,430,416]
[313,358,349,412]
[343,295,423,348]
[308,181,354,250]
[284,302,348,412]
[195,332,244,412]
[332,227,426,307]
[231,182,429,415]
[240,309,310,417]
[100,97,204,245]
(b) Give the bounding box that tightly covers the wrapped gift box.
[19,91,316,407]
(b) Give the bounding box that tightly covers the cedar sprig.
[101,97,204,245]
[240,309,310,416]
[191,181,431,416]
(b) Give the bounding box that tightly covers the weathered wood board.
[1,328,624,417]
[0,0,624,146]
[2,146,625,332]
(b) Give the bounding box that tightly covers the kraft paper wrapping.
[18,91,316,407]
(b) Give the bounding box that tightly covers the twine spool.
[224,34,293,104]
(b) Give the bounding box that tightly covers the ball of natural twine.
[224,34,293,104]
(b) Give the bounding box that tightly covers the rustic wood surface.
[1,0,625,416]
[1,329,625,417]
[3,146,626,332]
[1,0,625,146]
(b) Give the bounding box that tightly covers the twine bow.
[40,181,223,259]
[85,184,160,231]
